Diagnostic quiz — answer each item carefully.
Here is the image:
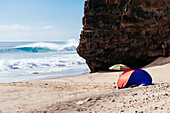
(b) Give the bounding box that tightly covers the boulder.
[77,0,170,72]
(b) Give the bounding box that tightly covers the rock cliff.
[77,0,170,72]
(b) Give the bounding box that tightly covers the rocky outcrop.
[77,0,170,72]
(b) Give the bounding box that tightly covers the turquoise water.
[0,40,88,82]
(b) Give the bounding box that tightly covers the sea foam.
[0,54,87,76]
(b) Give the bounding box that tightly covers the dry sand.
[0,57,169,113]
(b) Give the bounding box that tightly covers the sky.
[0,0,85,42]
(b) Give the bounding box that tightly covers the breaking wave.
[0,39,79,53]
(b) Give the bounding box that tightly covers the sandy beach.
[0,57,169,113]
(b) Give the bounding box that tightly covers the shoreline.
[0,57,169,112]
[0,68,89,83]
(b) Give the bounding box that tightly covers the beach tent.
[117,69,152,89]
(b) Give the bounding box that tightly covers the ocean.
[0,39,89,83]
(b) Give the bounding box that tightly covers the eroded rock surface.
[77,0,170,72]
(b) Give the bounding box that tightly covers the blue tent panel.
[124,69,152,88]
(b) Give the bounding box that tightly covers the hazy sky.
[0,0,85,42]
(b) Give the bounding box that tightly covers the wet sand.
[0,57,169,113]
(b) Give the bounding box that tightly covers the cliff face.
[77,0,170,72]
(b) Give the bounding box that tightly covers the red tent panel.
[117,69,135,88]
